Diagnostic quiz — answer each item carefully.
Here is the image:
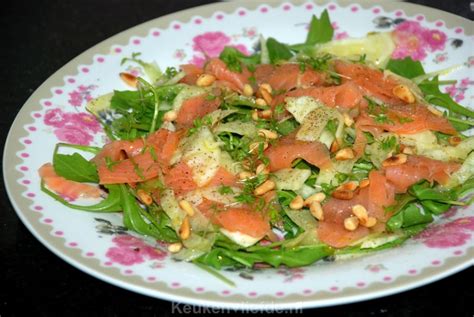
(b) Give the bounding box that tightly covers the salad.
[39,11,474,273]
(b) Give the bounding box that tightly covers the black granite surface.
[1,1,473,316]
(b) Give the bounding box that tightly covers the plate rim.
[4,0,474,310]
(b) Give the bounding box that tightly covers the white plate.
[4,0,474,309]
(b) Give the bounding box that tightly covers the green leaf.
[266,37,293,64]
[305,10,334,45]
[52,144,99,183]
[41,183,122,212]
[409,181,458,203]
[385,57,426,79]
[219,47,260,73]
[419,76,474,118]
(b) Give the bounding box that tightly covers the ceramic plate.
[4,0,474,310]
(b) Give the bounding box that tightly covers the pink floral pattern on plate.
[415,217,474,248]
[105,235,167,266]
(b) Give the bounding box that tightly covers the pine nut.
[243,84,254,97]
[260,83,272,94]
[392,84,415,104]
[335,148,355,161]
[238,171,253,180]
[137,189,153,205]
[352,204,368,222]
[343,112,354,127]
[427,105,443,117]
[196,74,216,87]
[256,98,267,107]
[304,192,326,206]
[179,200,195,217]
[310,201,324,221]
[289,195,304,210]
[258,129,278,140]
[448,136,462,146]
[330,140,340,153]
[337,181,359,192]
[252,110,259,121]
[332,189,354,200]
[249,141,268,153]
[382,153,407,167]
[361,216,377,228]
[120,72,138,88]
[402,146,414,155]
[260,109,273,119]
[359,179,370,188]
[179,216,191,240]
[260,87,273,105]
[163,110,177,122]
[255,163,270,175]
[167,242,183,253]
[254,180,275,196]
[344,216,359,231]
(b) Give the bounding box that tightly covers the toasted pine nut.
[179,200,195,217]
[330,140,340,153]
[359,179,370,188]
[120,72,138,88]
[255,163,270,175]
[310,201,324,221]
[343,112,354,127]
[337,181,359,192]
[392,84,415,104]
[260,83,272,94]
[427,105,443,117]
[137,189,153,205]
[448,136,462,146]
[260,87,273,105]
[361,216,377,228]
[304,192,326,206]
[196,74,216,87]
[258,129,278,140]
[332,189,354,200]
[163,110,177,122]
[402,146,414,155]
[289,195,304,210]
[382,153,408,167]
[256,98,267,107]
[167,242,183,253]
[238,171,253,180]
[252,110,259,121]
[352,204,368,222]
[179,216,191,240]
[335,148,355,161]
[249,141,269,153]
[260,109,273,119]
[344,216,359,231]
[243,84,254,97]
[254,180,276,196]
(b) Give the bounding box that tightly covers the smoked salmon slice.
[264,134,331,171]
[214,207,270,238]
[39,163,101,200]
[179,64,203,85]
[175,94,221,128]
[204,58,251,92]
[384,155,461,193]
[254,63,326,92]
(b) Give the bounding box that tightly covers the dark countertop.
[1,1,473,316]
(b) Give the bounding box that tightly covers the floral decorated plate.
[4,0,473,309]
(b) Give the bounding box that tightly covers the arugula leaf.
[387,203,433,231]
[52,144,99,183]
[385,58,425,79]
[305,10,334,45]
[419,76,474,118]
[41,183,122,212]
[266,37,293,64]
